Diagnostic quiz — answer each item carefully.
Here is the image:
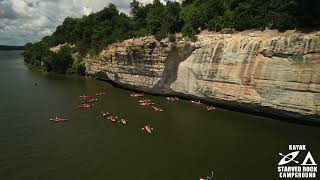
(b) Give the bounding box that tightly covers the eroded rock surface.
[86,35,194,92]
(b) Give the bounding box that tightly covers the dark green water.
[0,51,319,180]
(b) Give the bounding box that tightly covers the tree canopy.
[24,0,319,74]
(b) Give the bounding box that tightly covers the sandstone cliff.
[86,31,320,122]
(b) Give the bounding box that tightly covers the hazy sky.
[0,0,181,45]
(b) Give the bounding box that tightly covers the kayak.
[139,102,155,106]
[50,117,68,122]
[96,92,105,96]
[110,117,117,123]
[145,125,153,134]
[79,105,90,109]
[166,97,174,101]
[101,111,110,117]
[80,95,92,99]
[166,97,179,101]
[50,119,68,122]
[120,119,127,125]
[85,98,98,103]
[138,99,150,103]
[206,106,215,112]
[150,106,163,112]
[79,104,94,109]
[108,115,117,123]
[191,100,203,106]
[130,93,144,97]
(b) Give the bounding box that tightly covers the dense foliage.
[24,0,319,74]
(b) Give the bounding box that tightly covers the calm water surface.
[0,51,319,180]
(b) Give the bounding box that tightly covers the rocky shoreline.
[85,30,320,123]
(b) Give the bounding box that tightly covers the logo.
[278,145,318,178]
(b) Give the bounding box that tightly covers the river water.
[0,51,319,180]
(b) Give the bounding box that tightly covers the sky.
[0,0,181,46]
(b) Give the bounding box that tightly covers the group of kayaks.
[166,97,215,112]
[78,92,103,109]
[101,111,128,125]
[50,91,214,136]
[133,94,217,114]
[101,111,153,134]
[129,93,159,134]
[190,100,216,112]
[137,99,164,112]
[165,97,179,101]
[131,93,164,112]
[49,91,105,123]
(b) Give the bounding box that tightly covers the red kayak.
[50,117,68,122]
[79,104,94,109]
[138,99,150,103]
[85,98,98,103]
[108,115,117,123]
[130,93,144,98]
[191,100,203,106]
[139,102,155,106]
[150,106,164,112]
[79,105,90,109]
[144,125,153,134]
[80,95,92,99]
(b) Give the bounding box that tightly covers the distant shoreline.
[0,45,24,51]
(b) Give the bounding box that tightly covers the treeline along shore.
[23,0,319,75]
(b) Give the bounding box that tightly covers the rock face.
[86,35,194,92]
[86,31,320,122]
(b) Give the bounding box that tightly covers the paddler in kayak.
[138,99,150,103]
[191,100,203,106]
[79,104,94,109]
[50,117,68,122]
[96,92,105,96]
[101,111,110,117]
[120,118,127,125]
[142,125,153,134]
[85,98,98,103]
[150,105,164,112]
[130,93,144,97]
[108,115,117,123]
[79,94,92,99]
[206,106,215,112]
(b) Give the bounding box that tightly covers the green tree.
[165,2,183,33]
[51,46,73,74]
[146,0,165,35]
